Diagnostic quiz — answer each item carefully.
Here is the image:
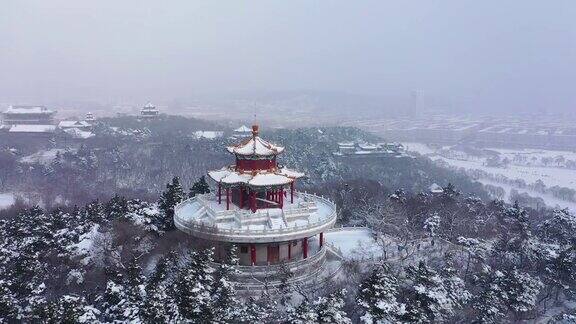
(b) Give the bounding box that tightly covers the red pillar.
[239,187,244,209]
[290,182,294,203]
[288,242,292,260]
[218,184,222,204]
[320,232,324,248]
[226,188,230,210]
[303,237,308,259]
[250,244,256,265]
[279,188,284,208]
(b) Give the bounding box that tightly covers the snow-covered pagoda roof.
[208,166,304,187]
[8,124,57,133]
[58,120,91,128]
[226,125,284,156]
[234,125,252,133]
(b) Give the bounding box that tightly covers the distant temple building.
[58,120,92,131]
[175,125,337,287]
[334,141,404,157]
[85,112,95,122]
[140,103,159,119]
[231,125,253,139]
[1,105,56,126]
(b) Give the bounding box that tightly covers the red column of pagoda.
[320,232,324,248]
[239,188,243,209]
[218,184,222,204]
[226,188,230,210]
[290,182,294,204]
[302,237,308,259]
[250,244,256,265]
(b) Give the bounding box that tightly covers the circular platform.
[174,191,337,243]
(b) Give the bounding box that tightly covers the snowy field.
[0,193,15,210]
[434,156,576,189]
[403,142,576,212]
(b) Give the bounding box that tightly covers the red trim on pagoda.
[235,158,277,171]
[303,237,308,259]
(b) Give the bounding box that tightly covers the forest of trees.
[1,116,575,322]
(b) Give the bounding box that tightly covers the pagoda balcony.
[174,191,337,243]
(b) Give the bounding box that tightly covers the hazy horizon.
[1,1,575,114]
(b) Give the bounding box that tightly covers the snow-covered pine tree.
[105,194,129,220]
[400,261,466,323]
[423,211,441,238]
[315,289,351,324]
[158,176,185,230]
[0,279,19,322]
[285,302,318,324]
[143,255,178,322]
[357,263,405,323]
[100,279,128,322]
[212,245,240,323]
[43,295,95,323]
[238,296,270,323]
[189,176,211,198]
[123,257,145,322]
[174,248,215,322]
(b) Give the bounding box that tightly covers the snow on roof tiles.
[8,125,57,133]
[58,120,91,128]
[5,105,54,114]
[207,166,303,187]
[234,125,252,132]
[227,136,284,156]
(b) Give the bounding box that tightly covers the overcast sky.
[1,0,575,113]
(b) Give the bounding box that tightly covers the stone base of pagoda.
[229,246,343,291]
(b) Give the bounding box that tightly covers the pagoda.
[85,112,95,122]
[174,125,337,283]
[140,102,159,119]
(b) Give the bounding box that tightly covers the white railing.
[232,246,327,275]
[174,192,337,236]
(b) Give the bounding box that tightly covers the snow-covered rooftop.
[429,183,444,194]
[4,105,54,115]
[193,131,223,139]
[227,135,284,156]
[63,128,95,139]
[208,166,304,187]
[58,120,91,128]
[234,125,252,133]
[8,124,57,133]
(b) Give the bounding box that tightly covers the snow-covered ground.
[434,156,576,189]
[0,193,15,210]
[481,180,576,213]
[403,143,576,212]
[325,228,383,259]
[19,148,74,165]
